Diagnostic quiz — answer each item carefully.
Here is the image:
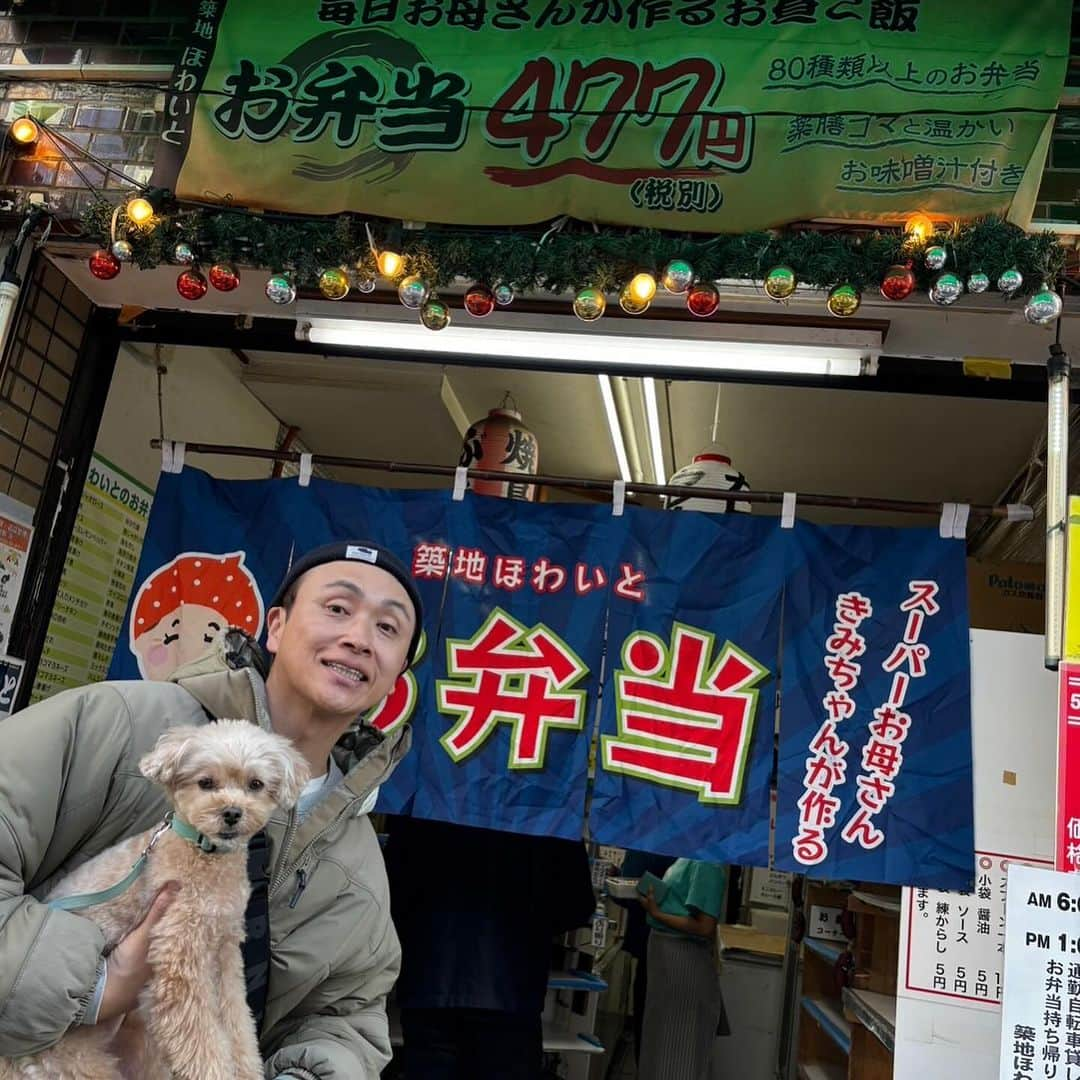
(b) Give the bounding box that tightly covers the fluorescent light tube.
[299,319,868,378]
[643,377,665,486]
[598,374,631,483]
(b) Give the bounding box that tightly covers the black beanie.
[270,541,424,665]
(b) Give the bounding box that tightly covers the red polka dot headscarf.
[130,551,265,639]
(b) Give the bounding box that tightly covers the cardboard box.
[967,559,1045,635]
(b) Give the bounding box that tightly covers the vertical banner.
[1055,494,1080,872]
[588,508,784,866]
[0,492,33,654]
[409,496,619,840]
[998,862,1080,1079]
[32,455,153,702]
[775,524,973,890]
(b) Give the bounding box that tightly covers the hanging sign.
[106,467,973,886]
[152,0,1069,230]
[998,862,1080,1080]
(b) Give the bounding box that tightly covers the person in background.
[637,858,727,1080]
[613,850,672,1064]
[384,817,596,1079]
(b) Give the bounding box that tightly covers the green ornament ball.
[764,265,797,301]
[573,287,606,322]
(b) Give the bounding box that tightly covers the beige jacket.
[0,645,410,1079]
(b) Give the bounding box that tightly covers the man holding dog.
[0,541,421,1079]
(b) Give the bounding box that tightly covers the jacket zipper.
[288,868,308,909]
[269,812,299,895]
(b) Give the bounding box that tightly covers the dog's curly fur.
[0,721,309,1080]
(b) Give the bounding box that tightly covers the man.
[0,540,422,1079]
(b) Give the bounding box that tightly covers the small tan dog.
[0,721,309,1080]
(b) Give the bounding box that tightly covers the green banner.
[154,0,1070,230]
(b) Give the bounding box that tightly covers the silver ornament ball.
[173,241,195,265]
[264,274,296,305]
[1025,286,1063,326]
[111,239,133,263]
[966,271,989,294]
[997,267,1023,295]
[493,283,514,306]
[398,274,429,310]
[924,245,947,271]
[661,259,695,294]
[929,271,963,307]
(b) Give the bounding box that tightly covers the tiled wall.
[0,1,189,217]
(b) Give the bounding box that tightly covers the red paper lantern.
[460,407,539,502]
[176,269,208,301]
[88,248,121,280]
[208,262,239,292]
[464,284,496,318]
[686,282,720,318]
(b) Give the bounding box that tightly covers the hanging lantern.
[110,239,133,263]
[265,273,296,305]
[573,287,606,322]
[666,447,751,515]
[661,259,695,294]
[464,284,496,318]
[903,212,934,245]
[763,265,797,301]
[398,274,429,309]
[176,269,208,301]
[880,264,916,301]
[125,196,155,227]
[1025,285,1063,325]
[966,271,990,294]
[628,272,657,304]
[686,282,720,318]
[209,262,239,292]
[459,405,539,502]
[377,250,403,279]
[318,267,350,300]
[929,271,963,307]
[493,283,515,306]
[826,284,861,317]
[420,298,451,331]
[88,248,121,280]
[172,241,195,265]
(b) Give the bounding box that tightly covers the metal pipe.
[1046,342,1071,668]
[149,439,1033,520]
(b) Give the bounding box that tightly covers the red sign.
[1056,661,1080,872]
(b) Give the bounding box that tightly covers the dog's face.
[139,721,310,849]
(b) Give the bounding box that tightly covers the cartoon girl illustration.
[129,551,264,681]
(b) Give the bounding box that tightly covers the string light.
[904,212,934,245]
[377,250,403,278]
[628,272,657,303]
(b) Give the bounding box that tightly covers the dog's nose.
[222,807,243,827]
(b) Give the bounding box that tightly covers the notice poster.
[0,492,33,653]
[0,654,24,719]
[999,862,1080,1079]
[31,456,152,702]
[901,851,1054,1013]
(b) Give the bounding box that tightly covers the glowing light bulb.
[629,272,657,303]
[377,250,403,278]
[9,117,38,145]
[904,212,934,245]
[126,197,155,226]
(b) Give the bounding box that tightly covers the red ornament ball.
[464,284,496,318]
[88,248,121,281]
[208,262,239,292]
[176,269,208,301]
[880,263,916,302]
[686,282,720,318]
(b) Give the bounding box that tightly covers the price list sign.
[1000,862,1080,1079]
[31,455,152,702]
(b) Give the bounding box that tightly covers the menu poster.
[0,492,33,653]
[31,455,152,702]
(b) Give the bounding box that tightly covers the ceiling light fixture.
[298,319,873,378]
[598,373,632,483]
[643,376,666,485]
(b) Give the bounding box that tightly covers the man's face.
[264,561,415,723]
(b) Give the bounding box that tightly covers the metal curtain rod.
[149,440,1033,521]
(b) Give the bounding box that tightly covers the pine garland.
[80,197,1067,298]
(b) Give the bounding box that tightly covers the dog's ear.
[271,742,311,810]
[140,726,201,785]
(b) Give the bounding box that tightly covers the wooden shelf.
[843,987,895,1053]
[797,1063,847,1080]
[800,995,852,1056]
[804,936,844,963]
